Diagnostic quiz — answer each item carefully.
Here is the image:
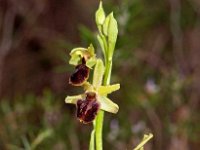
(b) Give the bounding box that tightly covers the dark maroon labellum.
[69,63,90,86]
[76,92,100,124]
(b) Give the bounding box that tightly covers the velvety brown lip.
[76,92,100,124]
[69,63,90,86]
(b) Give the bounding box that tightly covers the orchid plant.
[65,1,153,150]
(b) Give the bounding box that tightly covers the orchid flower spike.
[65,59,120,124]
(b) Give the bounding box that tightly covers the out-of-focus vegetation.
[0,0,200,149]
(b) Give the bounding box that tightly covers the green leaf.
[98,84,120,95]
[95,1,105,25]
[99,96,119,114]
[65,95,83,104]
[31,129,53,150]
[107,12,118,59]
[21,136,31,150]
[133,133,153,150]
[93,59,105,88]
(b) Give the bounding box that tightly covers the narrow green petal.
[86,57,96,69]
[88,44,95,55]
[65,95,83,104]
[93,59,105,88]
[99,96,119,114]
[98,84,120,95]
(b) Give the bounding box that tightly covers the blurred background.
[0,0,200,149]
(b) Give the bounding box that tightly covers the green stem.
[89,57,112,150]
[103,60,112,85]
[95,59,112,150]
[89,129,95,150]
[91,9,114,150]
[95,110,104,150]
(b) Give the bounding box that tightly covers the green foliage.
[133,133,153,150]
[0,91,82,150]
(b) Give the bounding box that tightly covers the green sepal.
[98,84,120,95]
[70,47,88,55]
[99,96,119,114]
[65,95,83,104]
[69,47,88,66]
[95,1,105,25]
[92,59,105,88]
[69,54,81,66]
[69,45,96,68]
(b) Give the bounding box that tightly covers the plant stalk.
[95,58,112,150]
[89,58,112,150]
